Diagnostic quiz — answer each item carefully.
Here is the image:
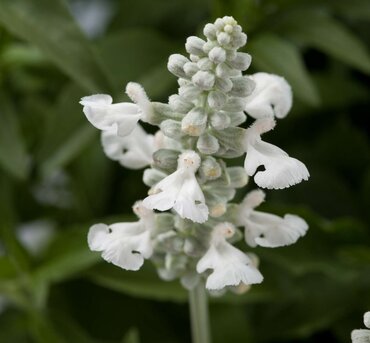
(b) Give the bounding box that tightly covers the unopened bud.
[214,77,233,93]
[181,107,207,136]
[230,32,247,49]
[364,312,370,328]
[230,76,255,97]
[160,119,184,139]
[214,18,225,30]
[203,23,217,40]
[190,54,200,62]
[178,84,202,101]
[223,97,246,112]
[210,203,227,218]
[203,41,217,54]
[215,63,239,78]
[209,47,226,64]
[228,52,252,70]
[143,168,167,187]
[197,57,213,71]
[210,111,230,130]
[167,54,189,78]
[207,90,227,110]
[228,111,247,126]
[351,329,370,343]
[199,157,222,180]
[168,94,193,113]
[227,167,249,188]
[165,253,187,270]
[217,32,231,46]
[185,36,206,56]
[183,62,199,77]
[192,71,215,90]
[153,149,181,172]
[197,133,220,155]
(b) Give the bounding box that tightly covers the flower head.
[237,190,308,247]
[196,222,263,290]
[88,201,154,270]
[143,151,208,223]
[244,117,309,189]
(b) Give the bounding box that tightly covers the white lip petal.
[245,72,292,119]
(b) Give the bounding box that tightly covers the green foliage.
[0,0,369,342]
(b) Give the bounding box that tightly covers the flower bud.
[228,111,246,126]
[203,23,217,40]
[202,41,217,54]
[178,84,202,101]
[190,54,200,62]
[227,167,249,188]
[228,52,252,70]
[214,77,233,93]
[197,133,220,155]
[153,149,181,172]
[181,107,207,136]
[207,90,227,110]
[199,157,222,180]
[184,238,204,257]
[226,49,237,61]
[217,32,231,46]
[143,168,167,187]
[165,253,187,270]
[167,54,189,78]
[160,119,184,139]
[212,127,246,153]
[229,76,255,97]
[154,213,175,235]
[210,111,230,130]
[365,312,370,328]
[214,18,225,30]
[210,203,227,218]
[223,97,246,112]
[168,94,193,113]
[230,32,247,49]
[197,57,213,71]
[183,62,199,77]
[192,71,215,90]
[351,329,370,343]
[185,36,206,56]
[215,63,239,78]
[208,47,226,64]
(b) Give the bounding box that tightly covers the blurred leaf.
[280,11,370,73]
[248,34,320,105]
[122,328,140,343]
[0,94,29,180]
[98,29,178,97]
[0,0,112,92]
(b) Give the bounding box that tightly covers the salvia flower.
[81,16,310,292]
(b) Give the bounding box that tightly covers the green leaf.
[0,0,112,92]
[248,33,320,105]
[0,94,29,180]
[280,11,370,74]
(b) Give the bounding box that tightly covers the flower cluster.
[81,16,309,291]
[352,312,370,343]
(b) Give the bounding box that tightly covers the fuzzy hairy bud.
[181,107,207,136]
[197,133,220,155]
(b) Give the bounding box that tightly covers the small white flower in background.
[88,201,154,271]
[143,151,208,223]
[237,189,308,247]
[244,117,310,189]
[196,222,263,290]
[80,83,151,137]
[82,16,310,292]
[101,126,155,169]
[351,311,370,343]
[245,72,292,119]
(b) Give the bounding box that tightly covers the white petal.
[245,72,292,119]
[244,119,309,189]
[244,212,308,248]
[80,94,141,136]
[101,126,155,169]
[87,221,152,271]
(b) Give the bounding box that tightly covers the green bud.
[181,107,207,136]
[167,54,189,78]
[207,90,227,110]
[197,133,220,155]
[199,156,222,180]
[228,111,246,126]
[160,119,184,139]
[197,57,214,71]
[210,111,230,130]
[179,84,202,101]
[228,52,252,70]
[154,213,175,235]
[212,127,246,152]
[223,97,246,112]
[185,36,206,56]
[208,47,226,64]
[152,149,181,172]
[227,167,249,188]
[203,23,217,40]
[183,62,199,77]
[143,168,167,187]
[192,70,215,90]
[165,253,187,270]
[214,77,233,93]
[230,76,255,97]
[168,95,193,113]
[215,62,238,78]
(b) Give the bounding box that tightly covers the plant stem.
[189,281,211,343]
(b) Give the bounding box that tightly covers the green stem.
[189,281,212,343]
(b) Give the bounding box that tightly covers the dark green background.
[0,0,369,342]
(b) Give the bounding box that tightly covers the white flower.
[101,125,155,169]
[143,150,208,223]
[196,222,263,290]
[80,82,151,136]
[244,117,309,189]
[87,201,154,270]
[237,190,308,248]
[244,72,292,119]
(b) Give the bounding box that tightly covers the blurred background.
[0,0,369,342]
